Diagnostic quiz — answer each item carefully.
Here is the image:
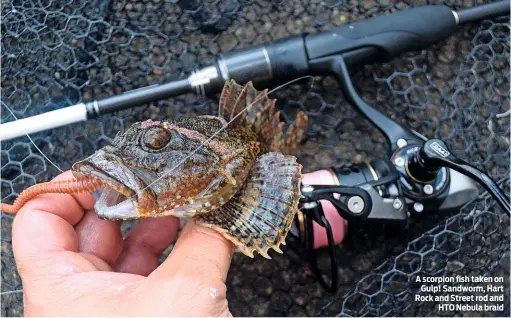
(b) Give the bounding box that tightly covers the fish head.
[72,118,259,219]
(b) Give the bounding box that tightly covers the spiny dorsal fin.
[218,80,308,157]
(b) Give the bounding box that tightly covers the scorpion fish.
[1,80,308,258]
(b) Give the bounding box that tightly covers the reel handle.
[408,139,510,215]
[295,158,404,250]
[295,159,404,292]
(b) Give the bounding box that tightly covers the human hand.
[12,171,234,317]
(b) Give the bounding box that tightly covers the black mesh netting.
[1,0,509,316]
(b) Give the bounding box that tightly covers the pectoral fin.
[193,152,302,258]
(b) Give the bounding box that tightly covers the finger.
[12,171,98,279]
[114,216,180,276]
[13,209,99,282]
[150,221,234,284]
[51,170,96,214]
[75,209,123,267]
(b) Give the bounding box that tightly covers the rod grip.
[305,5,456,63]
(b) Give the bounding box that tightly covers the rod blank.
[0,104,87,141]
[456,1,510,25]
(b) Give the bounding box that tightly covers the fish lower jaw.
[93,187,138,220]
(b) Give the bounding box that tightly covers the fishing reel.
[289,54,511,292]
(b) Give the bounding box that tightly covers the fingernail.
[209,286,218,299]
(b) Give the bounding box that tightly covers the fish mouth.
[72,149,157,220]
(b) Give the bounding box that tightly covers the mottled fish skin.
[72,80,308,258]
[74,116,261,217]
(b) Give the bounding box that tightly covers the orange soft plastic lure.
[0,176,103,214]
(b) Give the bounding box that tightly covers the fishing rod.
[1,1,509,141]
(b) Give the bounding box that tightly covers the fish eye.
[142,126,171,150]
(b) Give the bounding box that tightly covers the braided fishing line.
[1,102,64,174]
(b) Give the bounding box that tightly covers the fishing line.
[142,76,315,192]
[1,102,64,173]
[0,289,23,296]
[496,110,510,118]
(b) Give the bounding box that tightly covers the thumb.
[150,221,234,284]
[146,222,233,317]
